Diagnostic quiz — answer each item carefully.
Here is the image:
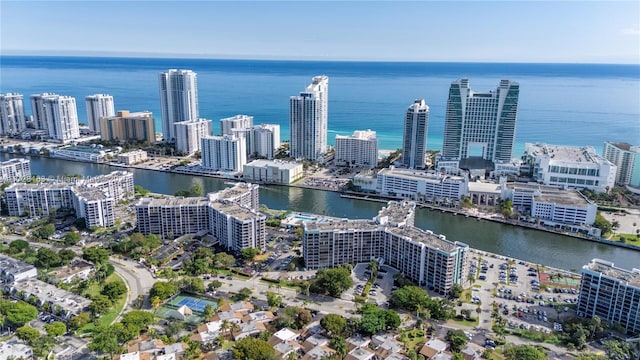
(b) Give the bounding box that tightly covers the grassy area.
[78,273,128,334]
[399,329,426,350]
[610,233,640,245]
[447,316,479,327]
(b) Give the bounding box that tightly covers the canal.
[3,153,638,271]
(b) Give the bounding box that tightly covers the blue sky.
[1,1,639,63]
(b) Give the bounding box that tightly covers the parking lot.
[466,250,579,336]
[344,263,397,306]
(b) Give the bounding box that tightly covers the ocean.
[1,56,639,154]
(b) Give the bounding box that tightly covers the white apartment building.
[523,143,616,193]
[0,93,27,135]
[136,183,266,249]
[118,150,148,165]
[159,69,199,142]
[85,94,115,132]
[335,130,379,169]
[402,100,429,169]
[251,124,281,159]
[41,95,80,141]
[209,201,266,251]
[577,259,640,335]
[201,134,247,172]
[51,145,109,163]
[243,159,304,184]
[76,170,135,201]
[30,93,58,130]
[376,168,468,203]
[290,76,328,161]
[442,79,519,164]
[174,118,212,155]
[0,254,38,283]
[603,142,638,186]
[303,201,468,295]
[221,114,254,135]
[0,158,31,183]
[72,186,116,228]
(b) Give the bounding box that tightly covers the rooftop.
[209,201,264,221]
[584,259,640,288]
[377,201,415,226]
[0,158,29,167]
[136,196,209,208]
[0,341,33,360]
[50,260,95,280]
[215,183,257,201]
[468,181,501,194]
[245,159,302,170]
[535,189,592,207]
[525,143,610,165]
[336,129,377,140]
[0,254,37,278]
[379,168,467,183]
[10,278,91,313]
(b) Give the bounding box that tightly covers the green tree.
[37,223,56,239]
[330,336,347,358]
[240,247,260,261]
[58,249,76,264]
[574,354,607,360]
[503,345,546,360]
[165,321,184,339]
[450,283,463,298]
[232,337,276,360]
[266,291,283,308]
[389,286,430,311]
[445,329,468,353]
[190,182,204,197]
[83,246,110,265]
[150,281,178,300]
[594,212,613,235]
[120,310,155,338]
[88,324,122,359]
[35,247,62,269]
[203,304,215,319]
[208,280,223,291]
[320,313,346,337]
[0,300,38,326]
[15,325,41,344]
[310,266,354,297]
[101,281,127,301]
[8,239,30,254]
[134,185,150,196]
[602,340,633,360]
[234,287,253,301]
[68,312,90,330]
[44,321,67,337]
[213,252,236,269]
[64,232,82,246]
[89,295,113,316]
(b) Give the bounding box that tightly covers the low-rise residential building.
[0,158,31,183]
[0,341,33,360]
[0,254,38,283]
[523,143,616,193]
[49,260,95,284]
[118,150,148,165]
[51,145,113,163]
[346,347,376,360]
[303,201,468,295]
[577,259,640,335]
[420,338,448,359]
[242,159,304,185]
[335,130,379,169]
[354,168,468,204]
[5,278,91,319]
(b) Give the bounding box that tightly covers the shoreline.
[4,150,639,254]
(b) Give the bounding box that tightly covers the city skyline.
[1,1,639,64]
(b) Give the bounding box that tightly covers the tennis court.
[168,294,218,313]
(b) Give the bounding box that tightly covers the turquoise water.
[1,56,638,155]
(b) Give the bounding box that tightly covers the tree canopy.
[446,329,468,353]
[0,299,38,326]
[44,321,67,337]
[232,336,276,360]
[310,266,353,297]
[503,345,546,360]
[150,281,178,300]
[83,246,110,265]
[16,325,41,344]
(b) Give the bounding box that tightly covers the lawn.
[447,316,479,327]
[609,233,640,245]
[78,273,128,334]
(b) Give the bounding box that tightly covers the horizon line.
[2,50,639,66]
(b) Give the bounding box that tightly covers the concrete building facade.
[0,93,27,135]
[0,158,31,183]
[335,130,379,169]
[251,124,281,159]
[577,259,640,335]
[159,69,199,142]
[290,76,328,161]
[402,100,429,169]
[523,143,616,193]
[41,95,80,141]
[442,79,519,164]
[243,159,304,184]
[118,150,148,165]
[85,94,115,132]
[603,142,638,186]
[201,134,247,172]
[303,201,468,295]
[174,118,212,155]
[100,110,156,144]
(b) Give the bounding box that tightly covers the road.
[109,257,157,312]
